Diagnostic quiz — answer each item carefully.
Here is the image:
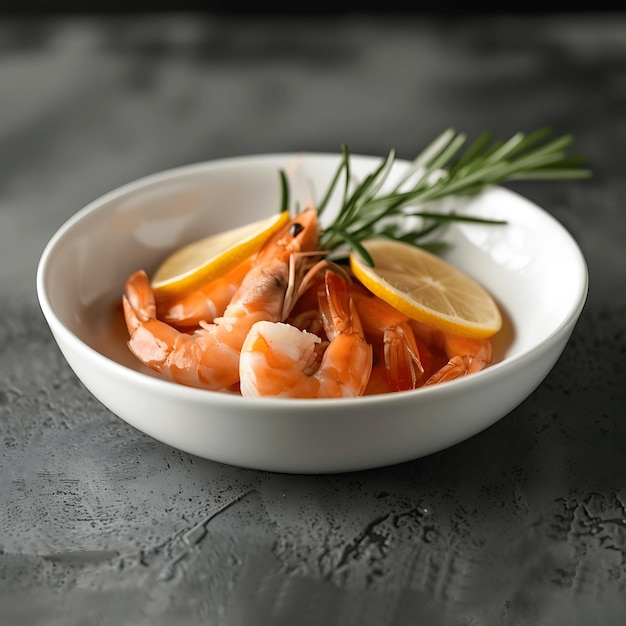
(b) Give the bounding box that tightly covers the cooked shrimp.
[239,271,373,398]
[122,208,321,391]
[154,256,254,330]
[349,284,427,393]
[410,320,493,386]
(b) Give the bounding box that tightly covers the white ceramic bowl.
[37,153,588,473]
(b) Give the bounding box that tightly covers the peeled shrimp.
[239,271,373,398]
[122,208,321,391]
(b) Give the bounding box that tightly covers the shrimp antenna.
[282,251,326,321]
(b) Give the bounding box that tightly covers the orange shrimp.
[154,256,254,330]
[410,320,493,386]
[238,271,373,398]
[122,208,321,391]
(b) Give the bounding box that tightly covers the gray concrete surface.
[1,12,625,625]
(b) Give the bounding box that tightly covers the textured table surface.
[1,12,625,625]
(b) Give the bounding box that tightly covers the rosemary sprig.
[284,127,591,267]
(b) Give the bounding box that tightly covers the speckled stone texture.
[1,13,626,625]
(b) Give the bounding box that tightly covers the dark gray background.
[1,11,625,625]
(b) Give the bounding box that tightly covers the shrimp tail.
[349,283,426,393]
[383,325,425,392]
[123,269,183,371]
[424,355,470,385]
[123,269,156,330]
[424,335,493,386]
[321,270,360,336]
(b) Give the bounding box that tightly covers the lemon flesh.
[152,211,291,297]
[350,240,502,338]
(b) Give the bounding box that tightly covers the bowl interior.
[39,153,587,385]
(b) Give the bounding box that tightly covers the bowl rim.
[36,151,590,410]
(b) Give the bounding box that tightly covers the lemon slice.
[152,211,291,297]
[350,240,502,338]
